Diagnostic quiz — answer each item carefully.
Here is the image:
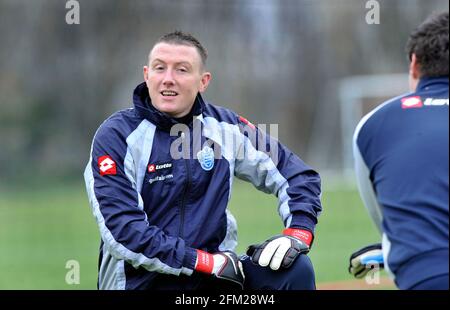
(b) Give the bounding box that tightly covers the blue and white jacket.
[84,82,322,289]
[353,77,449,289]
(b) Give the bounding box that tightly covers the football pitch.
[0,179,392,289]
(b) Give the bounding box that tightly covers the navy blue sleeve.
[84,119,197,275]
[352,78,449,287]
[234,116,322,234]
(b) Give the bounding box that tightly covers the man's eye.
[154,66,164,71]
[177,68,188,73]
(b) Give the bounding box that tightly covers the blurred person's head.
[406,12,449,91]
[143,31,211,118]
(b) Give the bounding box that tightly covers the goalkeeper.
[84,31,321,290]
[350,12,449,290]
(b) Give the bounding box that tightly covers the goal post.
[339,74,409,176]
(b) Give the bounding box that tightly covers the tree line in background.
[0,0,447,185]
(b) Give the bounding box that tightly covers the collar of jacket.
[133,82,205,131]
[417,76,449,92]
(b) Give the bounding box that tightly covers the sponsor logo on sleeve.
[98,155,116,176]
[401,97,449,109]
[401,96,423,109]
[424,98,449,106]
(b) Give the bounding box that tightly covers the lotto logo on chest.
[148,162,172,173]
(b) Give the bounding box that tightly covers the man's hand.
[246,228,312,271]
[195,250,245,288]
[349,243,384,278]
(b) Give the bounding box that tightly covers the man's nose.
[162,69,175,86]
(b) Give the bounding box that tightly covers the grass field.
[0,178,392,289]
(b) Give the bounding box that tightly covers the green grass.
[0,183,99,289]
[228,180,381,284]
[0,179,380,289]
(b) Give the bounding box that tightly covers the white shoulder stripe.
[125,119,156,203]
[353,92,414,149]
[352,92,413,236]
[202,116,294,226]
[83,121,193,289]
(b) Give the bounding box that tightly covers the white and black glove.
[246,228,312,271]
[349,243,384,278]
[195,250,245,288]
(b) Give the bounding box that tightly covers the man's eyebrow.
[176,61,192,67]
[151,58,165,65]
[151,59,192,67]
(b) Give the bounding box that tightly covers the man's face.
[143,43,211,118]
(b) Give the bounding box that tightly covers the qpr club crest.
[197,146,215,171]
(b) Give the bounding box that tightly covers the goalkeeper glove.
[349,243,384,278]
[246,228,312,271]
[195,250,245,288]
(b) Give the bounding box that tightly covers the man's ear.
[199,72,212,93]
[143,66,149,81]
[408,54,421,92]
[409,54,420,79]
